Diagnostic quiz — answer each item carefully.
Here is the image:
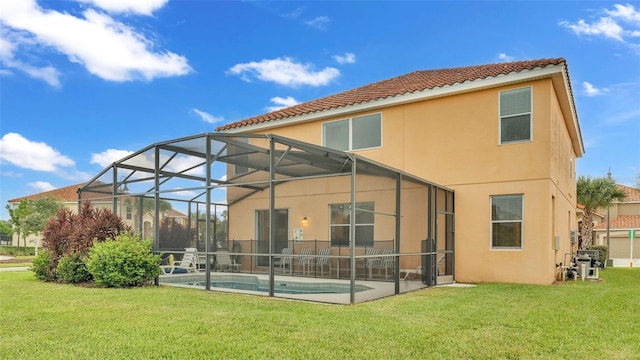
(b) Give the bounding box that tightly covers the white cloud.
[0,27,62,87]
[266,96,300,112]
[192,108,223,124]
[559,3,640,45]
[77,0,169,16]
[282,7,305,19]
[306,16,330,31]
[0,0,191,86]
[228,57,339,87]
[605,4,640,23]
[0,132,75,172]
[498,53,515,62]
[90,149,134,167]
[165,156,205,176]
[583,81,608,96]
[28,181,56,193]
[333,52,356,64]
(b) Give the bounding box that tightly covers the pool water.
[161,274,372,294]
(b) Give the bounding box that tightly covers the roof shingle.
[216,58,567,131]
[593,215,640,230]
[8,183,83,203]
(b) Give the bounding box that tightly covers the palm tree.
[577,176,626,249]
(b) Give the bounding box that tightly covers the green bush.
[588,245,609,264]
[31,251,56,282]
[86,232,161,288]
[56,253,92,283]
[0,246,36,256]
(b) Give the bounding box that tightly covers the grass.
[1,269,639,359]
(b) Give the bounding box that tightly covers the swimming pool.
[160,274,372,294]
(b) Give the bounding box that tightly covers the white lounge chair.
[161,251,198,274]
[215,251,240,272]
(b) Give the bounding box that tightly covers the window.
[323,113,381,151]
[499,87,531,144]
[126,206,132,220]
[330,202,374,246]
[491,195,523,249]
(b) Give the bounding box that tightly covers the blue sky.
[0,0,639,220]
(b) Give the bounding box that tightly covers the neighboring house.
[6,183,187,247]
[592,184,640,266]
[6,183,84,248]
[216,58,584,285]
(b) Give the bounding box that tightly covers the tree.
[0,220,13,238]
[22,197,63,254]
[5,200,30,250]
[577,176,627,249]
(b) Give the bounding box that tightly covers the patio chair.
[279,248,293,275]
[215,251,240,272]
[358,248,381,279]
[379,248,395,279]
[296,248,314,276]
[161,251,198,274]
[316,248,332,277]
[185,247,207,271]
[402,266,422,280]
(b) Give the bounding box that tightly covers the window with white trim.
[491,195,523,249]
[499,87,531,144]
[323,113,381,151]
[330,202,374,246]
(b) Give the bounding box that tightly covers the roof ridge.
[216,58,566,131]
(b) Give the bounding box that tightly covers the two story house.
[215,58,584,285]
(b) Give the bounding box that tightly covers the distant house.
[6,183,187,247]
[592,184,640,266]
[216,58,584,285]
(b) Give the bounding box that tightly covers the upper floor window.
[491,194,523,249]
[323,113,381,151]
[499,87,532,144]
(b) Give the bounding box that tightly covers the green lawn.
[1,269,639,359]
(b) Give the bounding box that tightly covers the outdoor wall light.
[302,217,308,224]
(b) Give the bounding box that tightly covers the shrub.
[39,201,131,281]
[86,232,161,288]
[56,253,92,284]
[31,251,56,282]
[588,245,609,264]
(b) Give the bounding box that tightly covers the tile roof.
[8,183,84,203]
[593,215,640,229]
[217,58,568,131]
[617,184,640,202]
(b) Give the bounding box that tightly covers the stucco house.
[77,57,584,304]
[592,184,640,266]
[216,58,584,285]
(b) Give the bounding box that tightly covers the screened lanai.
[79,133,454,304]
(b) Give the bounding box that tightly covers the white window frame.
[322,113,383,151]
[499,86,533,145]
[490,194,524,250]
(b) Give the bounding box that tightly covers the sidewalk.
[0,266,29,272]
[0,255,30,272]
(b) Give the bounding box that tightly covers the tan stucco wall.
[235,78,578,284]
